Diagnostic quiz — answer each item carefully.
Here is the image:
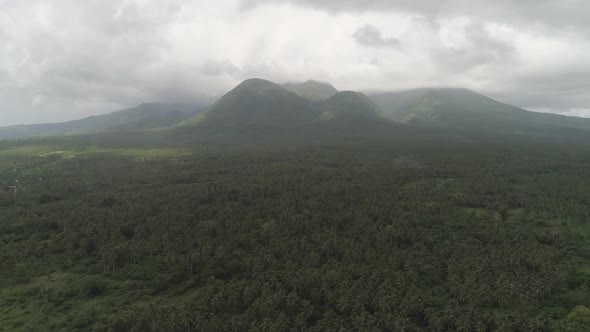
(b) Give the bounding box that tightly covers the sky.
[1,0,589,125]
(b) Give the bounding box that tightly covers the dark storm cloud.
[353,25,401,48]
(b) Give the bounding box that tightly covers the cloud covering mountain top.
[1,0,589,125]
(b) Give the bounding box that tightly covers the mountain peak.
[233,78,284,94]
[282,80,339,101]
[407,87,484,98]
[328,90,367,100]
[303,79,335,87]
[186,78,317,128]
[183,79,390,130]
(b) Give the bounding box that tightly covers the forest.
[1,130,590,331]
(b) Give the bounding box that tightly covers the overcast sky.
[1,0,589,125]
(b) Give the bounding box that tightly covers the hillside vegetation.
[282,80,339,101]
[184,79,386,131]
[0,103,207,140]
[370,88,590,137]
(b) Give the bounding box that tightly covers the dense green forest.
[1,129,590,331]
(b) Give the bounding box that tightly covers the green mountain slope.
[369,88,590,136]
[318,91,384,123]
[184,79,388,133]
[0,103,206,140]
[188,79,319,128]
[282,80,339,101]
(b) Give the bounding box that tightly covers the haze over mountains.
[0,103,208,140]
[282,80,339,101]
[2,78,590,141]
[184,79,384,130]
[371,88,590,136]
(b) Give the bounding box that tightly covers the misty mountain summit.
[282,80,339,101]
[2,78,590,141]
[184,78,388,130]
[184,78,319,128]
[0,103,208,140]
[369,87,590,137]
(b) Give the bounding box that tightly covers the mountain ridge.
[368,87,590,136]
[4,79,590,141]
[184,79,386,130]
[282,80,339,101]
[185,78,319,128]
[0,102,209,140]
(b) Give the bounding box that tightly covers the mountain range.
[370,88,590,136]
[0,103,208,140]
[2,78,590,141]
[184,79,384,130]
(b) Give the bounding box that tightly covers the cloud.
[432,23,517,73]
[0,0,589,125]
[353,24,401,48]
[199,60,241,76]
[243,0,590,32]
[241,0,442,15]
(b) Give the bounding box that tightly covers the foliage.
[1,128,590,331]
[370,87,590,138]
[282,80,338,101]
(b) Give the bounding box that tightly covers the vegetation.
[318,91,384,122]
[282,80,339,101]
[184,79,386,130]
[369,88,590,137]
[187,79,320,128]
[2,127,590,331]
[0,103,207,140]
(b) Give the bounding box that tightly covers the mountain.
[369,88,590,136]
[0,103,207,140]
[282,80,339,101]
[187,79,318,128]
[10,79,590,143]
[318,91,383,123]
[184,79,386,131]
